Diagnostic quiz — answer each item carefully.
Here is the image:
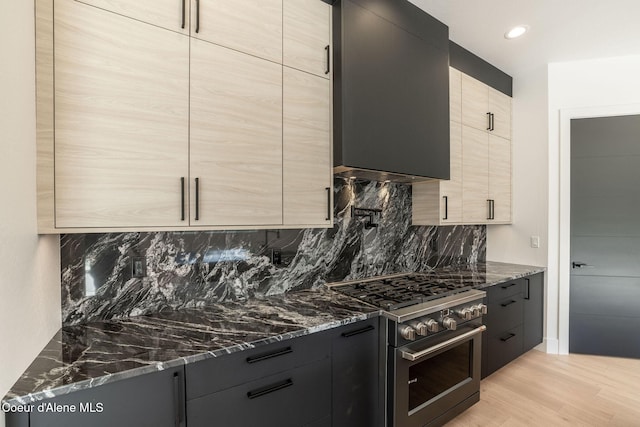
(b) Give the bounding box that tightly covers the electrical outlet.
[530,236,540,249]
[271,248,282,265]
[131,256,147,278]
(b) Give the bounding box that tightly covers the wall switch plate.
[530,236,540,249]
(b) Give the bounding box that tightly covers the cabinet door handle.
[246,347,293,364]
[501,300,517,307]
[487,199,492,220]
[524,278,531,300]
[195,0,200,33]
[442,196,448,220]
[491,113,495,131]
[341,324,375,338]
[486,112,491,131]
[173,372,183,427]
[247,379,293,400]
[194,178,200,221]
[500,333,516,342]
[491,199,495,220]
[181,0,185,29]
[501,282,517,289]
[180,177,185,221]
[326,187,331,221]
[325,45,330,75]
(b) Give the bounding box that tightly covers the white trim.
[557,103,640,355]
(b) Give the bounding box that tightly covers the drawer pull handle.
[246,347,292,364]
[501,300,517,307]
[341,324,375,338]
[247,379,293,400]
[501,282,518,289]
[500,333,516,342]
[525,278,531,300]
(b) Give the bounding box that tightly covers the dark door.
[570,115,640,358]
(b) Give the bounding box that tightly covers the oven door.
[390,323,486,427]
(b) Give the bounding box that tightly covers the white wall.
[548,55,640,354]
[0,2,61,425]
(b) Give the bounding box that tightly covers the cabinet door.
[450,67,462,124]
[76,0,189,34]
[523,273,544,351]
[283,0,332,78]
[192,0,282,63]
[489,87,512,140]
[441,121,463,223]
[29,367,185,427]
[190,39,283,226]
[489,135,512,222]
[461,74,489,132]
[54,0,189,228]
[283,67,332,226]
[462,126,489,223]
[332,319,380,427]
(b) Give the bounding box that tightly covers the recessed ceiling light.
[505,25,529,39]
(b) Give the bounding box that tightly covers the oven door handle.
[401,325,487,362]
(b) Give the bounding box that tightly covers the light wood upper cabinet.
[461,73,511,140]
[283,0,332,78]
[489,135,512,222]
[412,121,462,225]
[462,125,490,223]
[283,67,332,226]
[190,39,283,226]
[54,0,190,228]
[77,0,190,34]
[191,0,282,63]
[449,67,462,124]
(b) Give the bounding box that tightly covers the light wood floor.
[445,349,640,426]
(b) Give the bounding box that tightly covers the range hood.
[332,0,450,183]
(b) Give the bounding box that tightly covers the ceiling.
[408,0,640,77]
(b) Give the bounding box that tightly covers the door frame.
[557,104,640,354]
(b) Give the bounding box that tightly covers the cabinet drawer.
[186,330,331,399]
[187,358,331,427]
[485,296,523,334]
[488,279,524,302]
[485,325,524,375]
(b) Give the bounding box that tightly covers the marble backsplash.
[61,178,486,325]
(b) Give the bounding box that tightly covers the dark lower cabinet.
[331,318,380,427]
[19,366,185,427]
[482,273,544,378]
[523,273,544,352]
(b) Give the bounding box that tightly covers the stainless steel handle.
[400,325,486,362]
[442,196,448,220]
[195,0,200,33]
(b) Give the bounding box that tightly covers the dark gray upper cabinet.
[333,0,450,182]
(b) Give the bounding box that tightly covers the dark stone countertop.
[2,261,543,406]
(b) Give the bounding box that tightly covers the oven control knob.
[408,321,428,336]
[472,304,488,315]
[399,325,417,341]
[456,308,473,321]
[424,318,439,333]
[442,317,457,331]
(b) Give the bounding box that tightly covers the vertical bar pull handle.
[180,177,185,221]
[525,278,531,300]
[487,112,491,131]
[181,0,185,29]
[173,372,183,427]
[492,200,496,220]
[195,178,200,221]
[442,196,448,220]
[195,0,200,33]
[491,113,495,131]
[487,199,492,220]
[326,187,331,221]
[325,45,330,75]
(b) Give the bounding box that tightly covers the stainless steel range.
[329,273,487,427]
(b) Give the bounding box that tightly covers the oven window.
[408,340,472,412]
